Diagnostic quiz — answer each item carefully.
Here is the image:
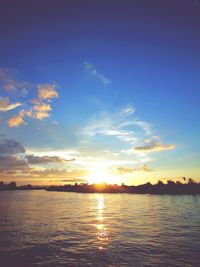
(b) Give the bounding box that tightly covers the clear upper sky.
[0,0,199,185]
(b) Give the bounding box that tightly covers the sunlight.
[86,166,122,185]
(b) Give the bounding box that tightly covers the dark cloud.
[0,155,29,172]
[26,155,75,165]
[0,139,25,155]
[0,137,82,183]
[0,138,27,173]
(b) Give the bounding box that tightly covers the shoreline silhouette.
[1,179,200,195]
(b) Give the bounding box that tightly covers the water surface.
[0,191,200,266]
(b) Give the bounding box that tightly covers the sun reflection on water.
[95,194,109,251]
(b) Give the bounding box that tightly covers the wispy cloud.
[0,97,22,111]
[134,136,175,153]
[84,62,111,85]
[83,104,151,145]
[0,69,32,96]
[114,164,153,175]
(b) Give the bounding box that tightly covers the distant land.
[1,179,200,195]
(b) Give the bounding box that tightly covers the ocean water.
[0,191,200,267]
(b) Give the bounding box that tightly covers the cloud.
[26,154,75,164]
[33,104,52,111]
[0,162,87,183]
[25,103,52,120]
[7,111,25,127]
[0,97,22,111]
[0,155,29,172]
[120,104,135,116]
[134,137,175,153]
[0,69,32,96]
[142,164,153,172]
[29,168,87,179]
[38,83,58,100]
[84,62,111,85]
[0,67,59,127]
[0,137,82,183]
[0,138,28,173]
[83,104,151,145]
[25,109,50,120]
[0,139,25,155]
[115,164,153,174]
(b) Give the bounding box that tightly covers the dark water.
[0,191,200,267]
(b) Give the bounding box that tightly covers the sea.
[0,191,200,266]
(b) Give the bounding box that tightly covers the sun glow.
[86,166,122,185]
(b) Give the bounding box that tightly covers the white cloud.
[83,104,151,145]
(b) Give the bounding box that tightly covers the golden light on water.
[95,194,109,251]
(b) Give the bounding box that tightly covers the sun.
[86,166,122,185]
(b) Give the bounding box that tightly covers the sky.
[0,0,200,185]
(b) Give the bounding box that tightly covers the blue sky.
[0,0,200,185]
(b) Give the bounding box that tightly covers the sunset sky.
[0,0,200,185]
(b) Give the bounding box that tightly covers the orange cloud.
[25,109,50,120]
[33,104,52,111]
[7,111,25,127]
[38,83,58,100]
[0,70,59,127]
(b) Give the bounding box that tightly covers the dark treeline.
[0,181,46,191]
[1,178,200,195]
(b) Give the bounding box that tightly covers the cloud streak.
[84,62,111,85]
[134,137,175,153]
[26,154,75,164]
[0,97,22,111]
